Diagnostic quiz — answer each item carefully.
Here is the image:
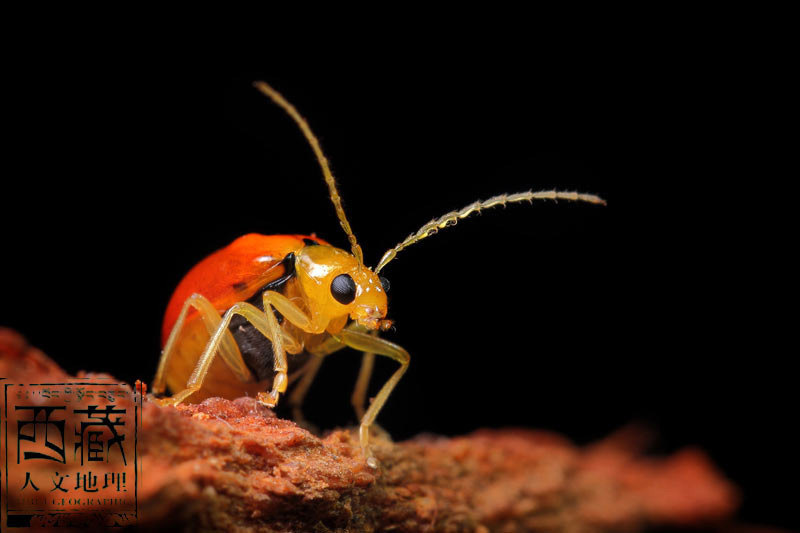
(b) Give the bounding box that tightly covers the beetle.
[151,81,606,468]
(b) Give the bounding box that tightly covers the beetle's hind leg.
[152,293,253,401]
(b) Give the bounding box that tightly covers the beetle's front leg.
[256,290,326,408]
[335,328,410,468]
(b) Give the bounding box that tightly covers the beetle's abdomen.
[229,309,310,382]
[230,318,277,382]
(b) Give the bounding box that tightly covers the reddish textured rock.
[0,328,739,532]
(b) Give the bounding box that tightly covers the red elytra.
[161,234,328,344]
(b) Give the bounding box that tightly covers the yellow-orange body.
[160,233,389,403]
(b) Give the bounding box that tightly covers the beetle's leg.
[152,293,253,397]
[288,356,323,424]
[286,357,317,387]
[261,290,322,332]
[351,332,377,420]
[164,301,294,406]
[257,290,317,407]
[208,289,321,409]
[287,335,346,427]
[253,291,287,408]
[336,329,410,468]
[286,322,370,425]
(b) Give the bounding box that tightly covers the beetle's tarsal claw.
[257,391,279,408]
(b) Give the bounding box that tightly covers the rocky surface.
[0,328,740,532]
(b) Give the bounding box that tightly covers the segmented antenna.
[253,81,364,265]
[374,190,606,273]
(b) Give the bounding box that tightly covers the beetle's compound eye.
[379,276,390,293]
[331,273,357,304]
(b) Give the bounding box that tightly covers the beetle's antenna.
[253,81,364,265]
[374,190,606,273]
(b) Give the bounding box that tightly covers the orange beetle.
[152,82,606,467]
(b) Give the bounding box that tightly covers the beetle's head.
[255,81,605,335]
[296,244,391,331]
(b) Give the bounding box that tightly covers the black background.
[1,20,793,530]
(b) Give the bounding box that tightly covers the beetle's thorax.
[294,245,388,333]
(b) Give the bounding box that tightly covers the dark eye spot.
[331,274,357,304]
[379,276,390,292]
